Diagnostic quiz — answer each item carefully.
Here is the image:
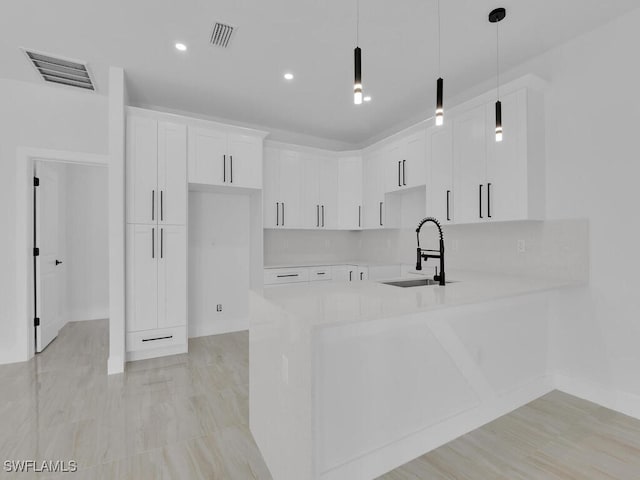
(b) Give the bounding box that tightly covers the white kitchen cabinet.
[188,126,263,188]
[357,266,369,281]
[338,156,363,230]
[126,224,187,341]
[362,148,386,228]
[263,147,305,228]
[386,130,427,192]
[303,154,338,229]
[127,116,187,226]
[453,105,487,224]
[428,124,454,223]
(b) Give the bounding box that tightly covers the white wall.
[64,164,109,322]
[188,190,251,337]
[0,79,108,365]
[264,229,360,267]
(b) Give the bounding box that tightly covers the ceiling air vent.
[210,22,236,48]
[23,49,95,91]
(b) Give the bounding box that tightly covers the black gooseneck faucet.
[415,217,446,286]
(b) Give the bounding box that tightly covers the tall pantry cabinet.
[126,113,188,361]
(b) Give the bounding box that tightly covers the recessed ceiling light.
[364,95,372,102]
[175,43,187,52]
[283,73,294,80]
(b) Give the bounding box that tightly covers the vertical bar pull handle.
[152,190,155,221]
[446,190,451,221]
[322,205,325,227]
[282,203,285,226]
[349,270,352,281]
[358,205,361,228]
[152,228,155,259]
[402,160,406,186]
[160,191,164,222]
[479,184,484,219]
[160,228,164,259]
[398,161,401,187]
[360,272,364,280]
[487,183,492,218]
[379,202,383,226]
[230,155,233,183]
[317,205,319,227]
[223,154,226,182]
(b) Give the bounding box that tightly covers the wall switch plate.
[216,304,222,312]
[517,240,526,254]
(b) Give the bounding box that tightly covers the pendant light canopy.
[354,0,362,105]
[435,0,444,126]
[489,7,506,142]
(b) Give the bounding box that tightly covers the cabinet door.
[453,105,487,224]
[126,116,158,225]
[279,150,304,228]
[302,153,321,228]
[404,131,427,189]
[485,90,527,222]
[357,266,369,281]
[263,147,280,228]
[188,126,227,186]
[386,142,404,192]
[126,224,158,332]
[363,150,386,228]
[338,156,363,230]
[319,156,338,229]
[429,125,454,223]
[227,134,263,188]
[158,121,187,225]
[157,226,187,328]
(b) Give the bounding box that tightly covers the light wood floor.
[1,321,640,479]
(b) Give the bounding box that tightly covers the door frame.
[16,148,110,364]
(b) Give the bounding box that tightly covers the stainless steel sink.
[381,278,454,288]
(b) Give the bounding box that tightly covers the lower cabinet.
[265,265,369,286]
[126,224,187,360]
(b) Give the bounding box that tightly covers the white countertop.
[260,269,585,327]
[264,261,373,269]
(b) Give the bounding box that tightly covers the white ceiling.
[2,0,638,147]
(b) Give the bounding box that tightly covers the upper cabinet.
[302,153,338,229]
[338,156,363,230]
[127,115,187,226]
[449,87,544,224]
[188,126,263,189]
[385,130,427,193]
[263,147,305,228]
[362,148,387,228]
[428,124,454,224]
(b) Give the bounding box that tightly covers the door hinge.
[34,317,40,327]
[33,177,40,187]
[33,247,40,257]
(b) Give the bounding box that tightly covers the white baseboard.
[554,374,640,420]
[126,344,188,362]
[67,308,109,323]
[188,317,248,338]
[320,375,555,480]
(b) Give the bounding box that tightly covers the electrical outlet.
[216,304,222,312]
[517,240,526,254]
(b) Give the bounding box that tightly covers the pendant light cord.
[437,0,441,75]
[496,20,500,100]
[356,0,360,46]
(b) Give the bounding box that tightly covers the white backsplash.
[264,219,589,283]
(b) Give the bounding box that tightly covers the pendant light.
[489,7,506,142]
[435,0,444,126]
[354,0,362,105]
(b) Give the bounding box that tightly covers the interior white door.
[158,121,187,225]
[35,162,64,352]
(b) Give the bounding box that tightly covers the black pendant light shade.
[435,77,444,126]
[489,7,506,142]
[495,100,503,142]
[354,46,362,105]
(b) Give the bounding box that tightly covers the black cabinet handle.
[152,228,155,259]
[360,272,364,280]
[398,161,401,187]
[349,271,353,281]
[479,184,484,219]
[402,160,406,186]
[317,272,326,276]
[322,205,325,227]
[223,154,226,182]
[160,228,164,259]
[276,202,279,226]
[282,202,285,226]
[142,335,173,342]
[358,206,361,228]
[487,183,492,218]
[230,155,233,183]
[379,202,383,226]
[317,205,319,227]
[152,190,155,221]
[160,191,164,221]
[446,190,451,221]
[277,274,299,278]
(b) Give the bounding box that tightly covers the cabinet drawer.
[310,267,332,282]
[264,268,310,285]
[126,326,187,353]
